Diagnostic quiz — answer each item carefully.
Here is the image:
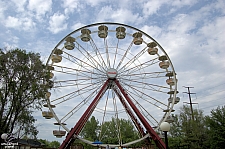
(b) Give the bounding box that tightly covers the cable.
[197,83,225,93]
[194,89,225,101]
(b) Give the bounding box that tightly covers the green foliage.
[169,105,208,149]
[80,116,99,141]
[80,116,141,148]
[0,48,48,140]
[205,106,225,149]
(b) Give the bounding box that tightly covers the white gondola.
[148,47,158,55]
[159,61,169,69]
[81,29,91,42]
[165,115,174,123]
[98,25,108,38]
[51,55,62,63]
[42,111,53,119]
[168,97,180,104]
[53,130,66,138]
[166,78,177,86]
[64,36,75,50]
[116,26,126,39]
[133,32,143,45]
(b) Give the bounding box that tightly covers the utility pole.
[183,86,196,121]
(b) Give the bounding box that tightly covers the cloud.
[4,16,36,31]
[27,0,52,20]
[171,0,197,7]
[62,0,81,15]
[71,22,86,31]
[96,6,143,25]
[85,0,105,7]
[11,0,27,12]
[48,12,68,34]
[142,0,168,16]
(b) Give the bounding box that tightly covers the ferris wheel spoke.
[116,40,134,70]
[118,47,148,72]
[118,57,159,76]
[121,78,170,91]
[104,38,111,68]
[60,86,102,123]
[112,39,119,68]
[119,71,168,78]
[120,81,167,107]
[63,51,105,74]
[89,38,108,70]
[125,91,159,126]
[111,91,122,145]
[52,64,106,81]
[51,80,104,105]
[74,41,107,72]
[52,67,106,80]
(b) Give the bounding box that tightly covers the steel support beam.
[59,80,109,149]
[113,87,145,136]
[114,79,166,149]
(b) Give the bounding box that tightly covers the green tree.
[205,106,225,149]
[169,105,208,149]
[80,116,99,141]
[0,48,49,143]
[100,118,140,147]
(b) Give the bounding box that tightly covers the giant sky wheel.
[42,22,180,149]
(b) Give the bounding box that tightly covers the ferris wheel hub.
[107,68,118,79]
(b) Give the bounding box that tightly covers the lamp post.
[160,122,170,149]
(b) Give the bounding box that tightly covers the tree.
[169,105,209,149]
[0,48,49,143]
[80,117,141,148]
[205,106,225,149]
[80,116,99,141]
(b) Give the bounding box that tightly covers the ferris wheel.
[42,22,180,149]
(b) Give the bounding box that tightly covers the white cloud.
[141,25,162,38]
[27,0,52,20]
[171,0,197,7]
[96,6,143,25]
[71,22,86,31]
[62,0,81,15]
[0,1,7,20]
[4,16,36,31]
[48,12,68,34]
[85,0,105,7]
[11,0,27,12]
[142,0,168,16]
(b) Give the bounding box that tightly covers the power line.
[197,82,225,93]
[194,89,225,101]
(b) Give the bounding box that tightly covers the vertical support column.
[114,79,166,149]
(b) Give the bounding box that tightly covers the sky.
[0,0,225,144]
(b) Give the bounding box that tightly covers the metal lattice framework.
[42,22,180,149]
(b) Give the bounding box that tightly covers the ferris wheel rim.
[44,22,178,147]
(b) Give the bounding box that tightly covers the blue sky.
[1,0,225,143]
